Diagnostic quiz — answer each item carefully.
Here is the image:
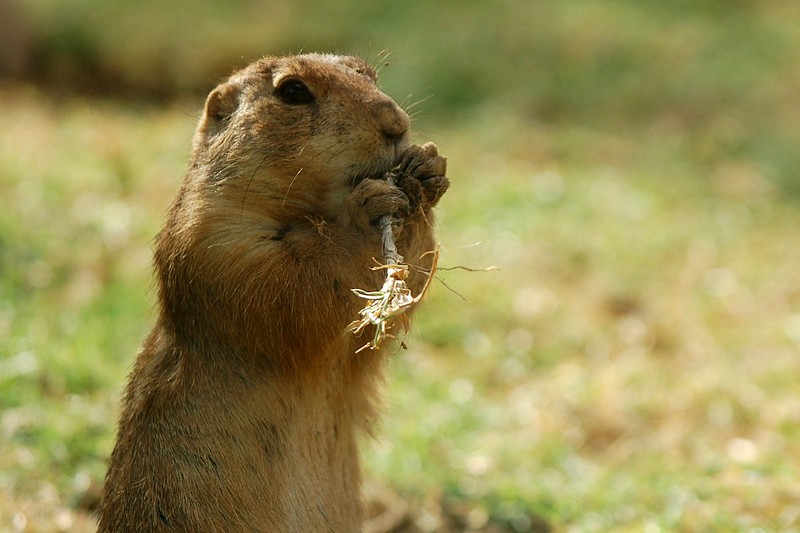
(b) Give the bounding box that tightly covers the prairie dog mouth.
[346,152,400,187]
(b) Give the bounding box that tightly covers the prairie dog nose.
[374,98,410,142]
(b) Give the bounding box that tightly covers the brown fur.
[97,54,448,532]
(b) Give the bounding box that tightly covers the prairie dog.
[98,53,448,532]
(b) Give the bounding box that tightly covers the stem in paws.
[378,171,403,265]
[346,169,437,352]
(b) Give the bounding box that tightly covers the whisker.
[282,168,304,207]
[405,93,435,113]
[366,42,373,65]
[282,139,354,205]
[241,152,270,221]
[280,137,348,202]
[400,93,415,109]
[317,142,352,177]
[372,50,392,75]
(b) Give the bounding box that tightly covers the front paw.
[348,178,410,235]
[394,142,449,209]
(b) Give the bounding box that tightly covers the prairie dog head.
[188,53,411,217]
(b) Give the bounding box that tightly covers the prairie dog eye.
[275,78,315,105]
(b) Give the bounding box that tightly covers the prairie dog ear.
[202,81,241,130]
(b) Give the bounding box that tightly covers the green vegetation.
[2,1,799,531]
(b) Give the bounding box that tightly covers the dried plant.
[346,169,438,352]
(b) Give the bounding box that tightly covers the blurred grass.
[7,0,800,194]
[1,0,800,531]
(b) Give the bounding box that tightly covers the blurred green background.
[1,1,799,531]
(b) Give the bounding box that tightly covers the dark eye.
[275,78,315,105]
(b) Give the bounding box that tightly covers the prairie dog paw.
[395,142,449,209]
[348,178,410,234]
